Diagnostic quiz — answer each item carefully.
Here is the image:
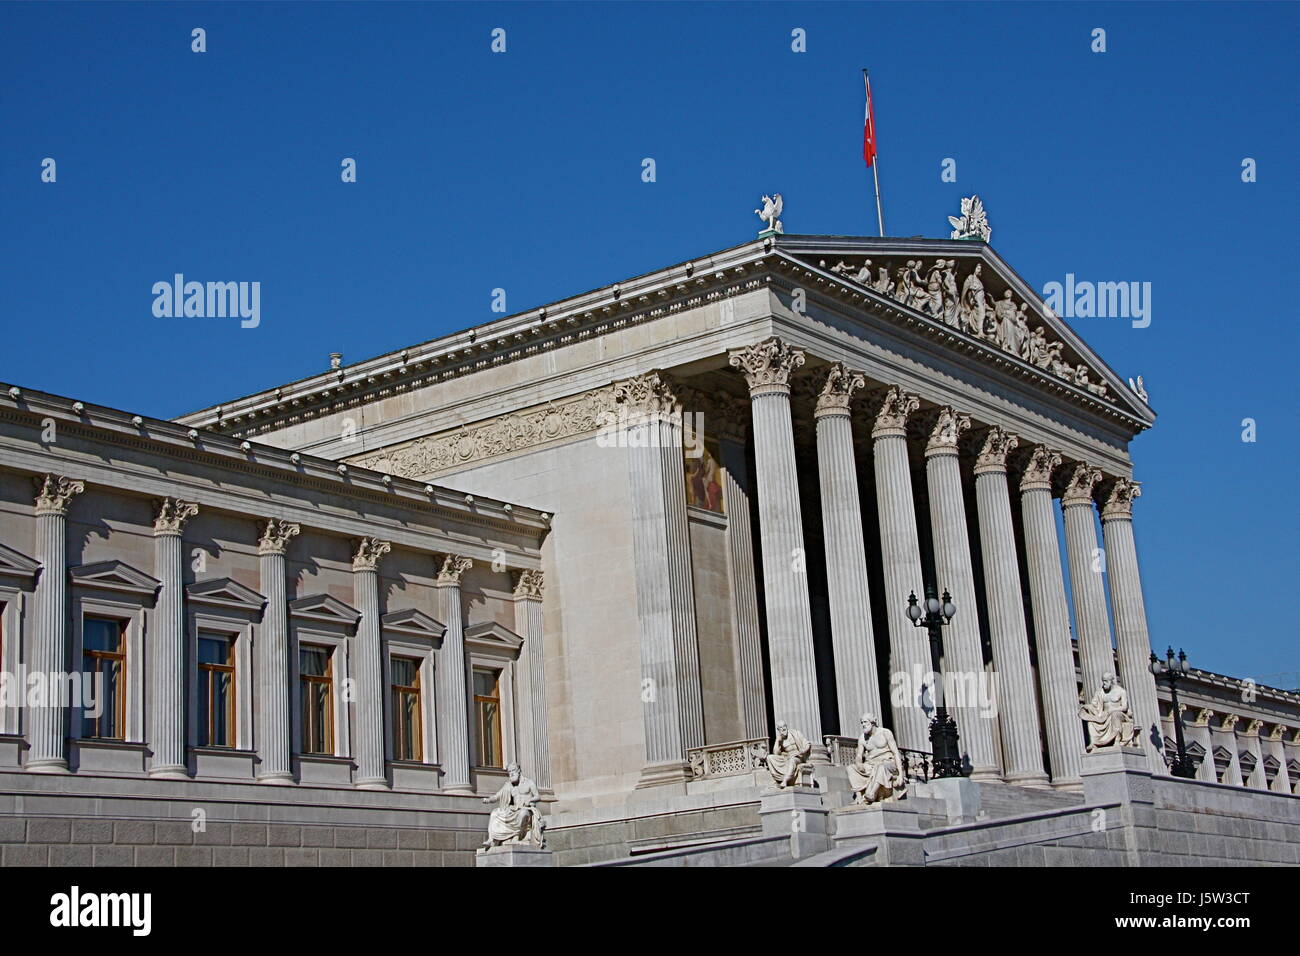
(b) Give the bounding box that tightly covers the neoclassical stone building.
[2,227,1297,866]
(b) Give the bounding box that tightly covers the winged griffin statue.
[949,195,991,242]
[755,194,784,234]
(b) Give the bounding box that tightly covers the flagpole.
[864,69,885,237]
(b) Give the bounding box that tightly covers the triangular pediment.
[0,542,41,581]
[68,559,160,597]
[381,607,446,641]
[1262,754,1281,772]
[1287,758,1300,776]
[187,577,267,612]
[780,238,1155,427]
[1183,740,1206,759]
[289,593,360,626]
[464,619,523,655]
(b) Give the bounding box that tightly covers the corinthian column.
[436,554,474,794]
[869,387,929,753]
[925,407,998,779]
[1019,447,1084,787]
[1101,478,1163,774]
[615,371,705,786]
[813,363,881,734]
[973,430,1048,786]
[27,475,84,773]
[1061,463,1114,699]
[256,518,299,783]
[513,570,550,790]
[729,339,823,754]
[352,537,391,789]
[149,497,199,779]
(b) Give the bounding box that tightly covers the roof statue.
[755,193,784,235]
[1128,375,1149,403]
[949,195,991,242]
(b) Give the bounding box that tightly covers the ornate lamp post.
[1150,646,1199,779]
[906,584,967,778]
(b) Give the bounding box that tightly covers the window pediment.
[381,607,446,642]
[464,620,523,657]
[0,542,41,582]
[289,593,360,627]
[187,577,267,613]
[68,559,161,598]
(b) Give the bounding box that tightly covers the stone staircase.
[968,782,1084,822]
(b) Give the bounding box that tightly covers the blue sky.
[2,2,1296,681]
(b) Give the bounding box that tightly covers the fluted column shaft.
[1061,464,1114,699]
[925,409,998,778]
[814,365,881,734]
[870,390,929,752]
[1100,479,1164,774]
[28,475,84,772]
[149,498,198,778]
[256,518,298,783]
[436,555,473,794]
[729,340,823,752]
[720,442,768,742]
[514,570,550,790]
[1019,448,1083,786]
[352,538,391,789]
[973,431,1048,785]
[618,371,705,786]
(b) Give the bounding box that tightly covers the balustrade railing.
[822,735,933,783]
[686,738,769,779]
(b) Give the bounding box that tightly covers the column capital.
[813,362,866,418]
[437,553,473,586]
[352,537,391,572]
[1100,476,1142,520]
[869,386,921,439]
[613,370,683,419]
[513,568,544,601]
[1019,445,1062,492]
[153,497,199,536]
[1266,723,1286,742]
[1061,462,1103,509]
[1192,708,1213,728]
[973,427,1020,475]
[923,405,971,456]
[1220,713,1240,732]
[34,474,84,516]
[728,337,805,396]
[257,517,300,556]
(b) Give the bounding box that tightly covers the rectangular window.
[82,617,127,739]
[197,634,235,748]
[473,667,503,769]
[299,645,334,756]
[391,657,422,762]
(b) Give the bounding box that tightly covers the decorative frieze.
[813,362,865,418]
[350,384,618,479]
[1061,462,1103,508]
[152,497,199,536]
[1101,477,1142,520]
[352,537,392,572]
[34,474,84,516]
[924,405,971,456]
[728,338,806,396]
[870,386,921,439]
[257,518,300,556]
[973,427,1019,475]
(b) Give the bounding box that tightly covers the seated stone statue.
[1079,674,1141,751]
[846,713,908,805]
[764,720,812,788]
[480,763,545,849]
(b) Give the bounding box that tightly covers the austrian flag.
[862,71,877,167]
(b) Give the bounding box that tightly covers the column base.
[1003,770,1052,789]
[635,760,692,789]
[442,783,477,796]
[969,765,1002,782]
[148,765,190,780]
[1050,777,1083,791]
[355,778,390,791]
[25,758,70,774]
[257,771,295,785]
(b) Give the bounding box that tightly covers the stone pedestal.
[474,845,555,867]
[912,777,983,825]
[1080,747,1153,805]
[758,787,830,859]
[830,802,927,866]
